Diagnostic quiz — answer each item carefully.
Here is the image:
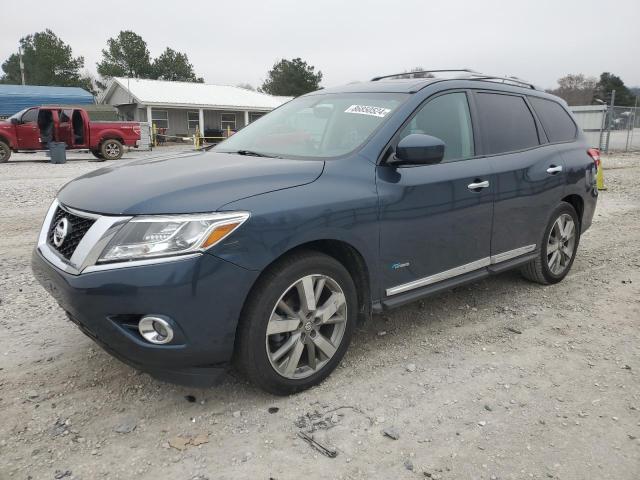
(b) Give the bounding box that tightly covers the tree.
[595,72,636,106]
[394,67,435,79]
[548,74,597,105]
[97,31,153,80]
[152,48,203,82]
[0,29,93,92]
[236,83,255,91]
[97,32,203,88]
[260,58,322,96]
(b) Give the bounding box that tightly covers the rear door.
[377,91,494,297]
[473,91,566,262]
[15,108,41,149]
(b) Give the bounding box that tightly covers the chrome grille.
[47,207,96,260]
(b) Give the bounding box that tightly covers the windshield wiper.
[234,150,280,158]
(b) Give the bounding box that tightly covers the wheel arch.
[240,239,373,326]
[98,133,124,146]
[0,134,13,148]
[561,194,584,227]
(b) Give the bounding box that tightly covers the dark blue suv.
[32,70,599,394]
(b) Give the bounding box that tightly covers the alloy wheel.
[546,213,576,275]
[265,274,347,379]
[104,142,120,158]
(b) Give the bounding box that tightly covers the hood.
[57,150,324,215]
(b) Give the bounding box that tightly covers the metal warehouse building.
[99,77,291,138]
[0,85,94,118]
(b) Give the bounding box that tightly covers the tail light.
[587,148,601,170]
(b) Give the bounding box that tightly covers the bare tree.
[548,74,597,105]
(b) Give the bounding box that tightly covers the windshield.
[214,92,407,159]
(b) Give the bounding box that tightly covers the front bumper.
[32,247,258,385]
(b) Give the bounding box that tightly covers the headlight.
[98,211,249,263]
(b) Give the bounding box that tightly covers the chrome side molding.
[386,244,536,296]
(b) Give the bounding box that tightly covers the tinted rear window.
[475,93,539,154]
[529,97,577,143]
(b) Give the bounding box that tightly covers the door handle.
[467,180,489,191]
[546,165,563,174]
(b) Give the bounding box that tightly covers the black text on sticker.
[344,105,391,118]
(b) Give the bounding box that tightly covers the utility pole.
[18,46,26,85]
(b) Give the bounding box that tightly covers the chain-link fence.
[571,103,640,153]
[602,105,640,152]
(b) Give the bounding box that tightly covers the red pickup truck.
[0,106,141,162]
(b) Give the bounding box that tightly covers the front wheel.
[521,202,580,285]
[100,139,123,160]
[235,251,357,395]
[0,141,11,163]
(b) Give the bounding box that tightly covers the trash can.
[49,142,67,164]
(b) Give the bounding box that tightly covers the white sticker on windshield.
[344,105,391,118]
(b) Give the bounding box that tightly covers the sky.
[2,0,639,90]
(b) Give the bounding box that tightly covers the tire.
[235,251,357,395]
[521,202,580,285]
[0,141,11,163]
[100,139,123,160]
[91,149,104,160]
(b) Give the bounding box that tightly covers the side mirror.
[10,118,19,125]
[390,134,445,166]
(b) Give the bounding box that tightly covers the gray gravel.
[1,150,639,479]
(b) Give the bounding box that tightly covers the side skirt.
[376,251,537,311]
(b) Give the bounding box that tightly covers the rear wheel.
[91,149,104,160]
[521,202,580,284]
[100,139,123,160]
[0,141,11,163]
[235,251,357,395]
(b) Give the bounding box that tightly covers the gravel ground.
[1,150,639,480]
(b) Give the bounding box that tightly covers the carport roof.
[101,77,292,111]
[0,84,94,116]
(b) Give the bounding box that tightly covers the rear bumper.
[32,247,258,385]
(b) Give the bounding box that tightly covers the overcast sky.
[2,0,639,90]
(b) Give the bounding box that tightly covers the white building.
[99,77,291,138]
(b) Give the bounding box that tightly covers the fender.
[0,130,16,149]
[97,129,124,144]
[211,156,381,298]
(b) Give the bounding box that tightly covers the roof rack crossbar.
[370,69,537,90]
[371,69,477,81]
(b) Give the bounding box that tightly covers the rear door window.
[475,93,539,154]
[398,92,474,162]
[529,97,577,143]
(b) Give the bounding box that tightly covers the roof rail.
[464,74,537,90]
[371,69,538,90]
[371,69,477,81]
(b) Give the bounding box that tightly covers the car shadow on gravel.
[65,268,537,402]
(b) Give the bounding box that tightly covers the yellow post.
[152,123,157,147]
[596,158,606,190]
[227,125,231,138]
[194,127,201,149]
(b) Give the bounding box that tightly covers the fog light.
[138,316,174,344]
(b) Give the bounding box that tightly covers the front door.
[15,108,41,149]
[377,91,494,298]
